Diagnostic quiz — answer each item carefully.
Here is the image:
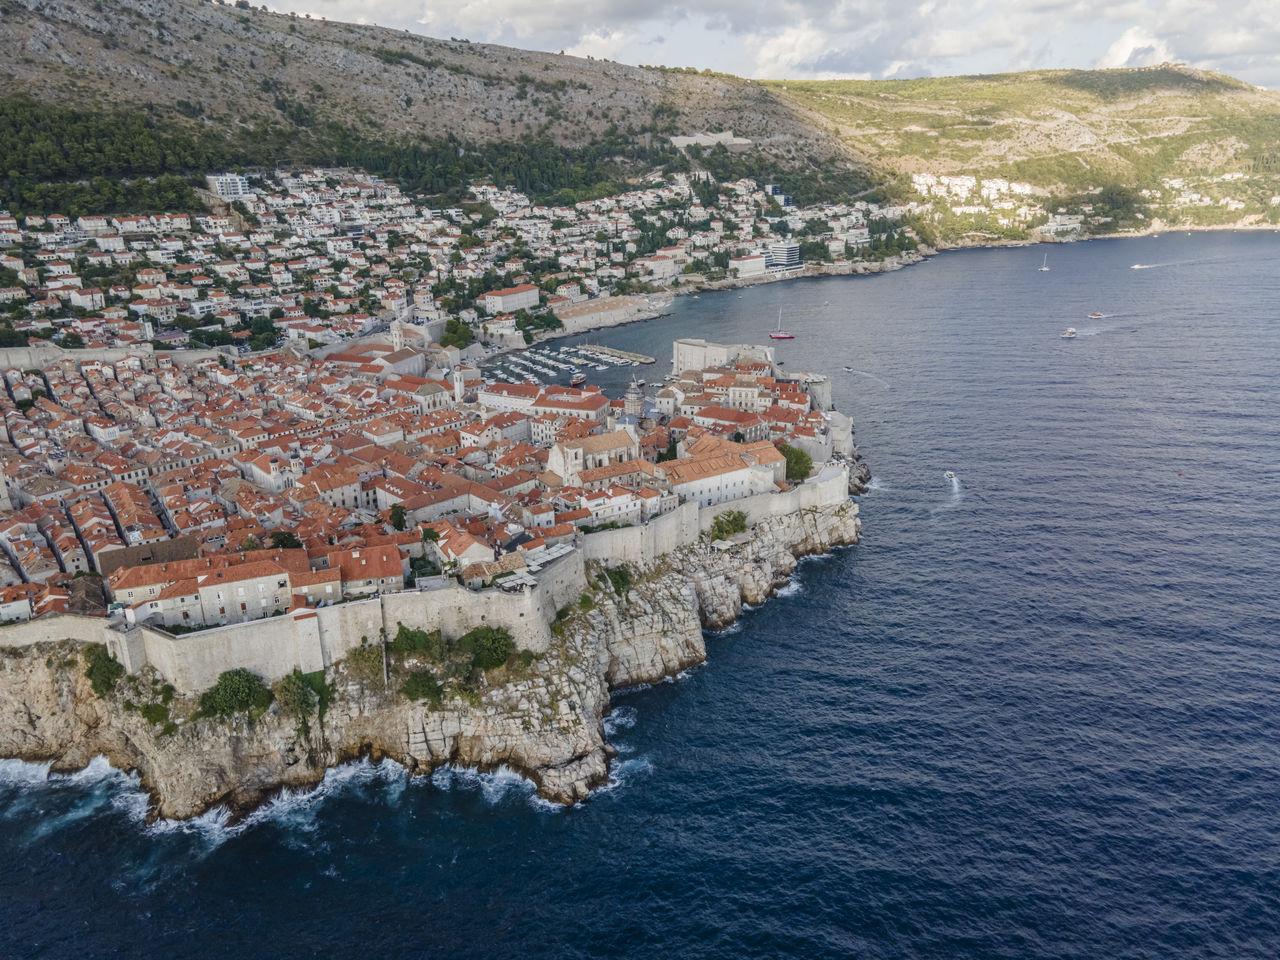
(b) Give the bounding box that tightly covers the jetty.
[586,344,656,364]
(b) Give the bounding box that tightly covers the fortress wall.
[579,501,700,566]
[697,465,849,532]
[0,614,112,649]
[579,465,848,566]
[0,478,844,693]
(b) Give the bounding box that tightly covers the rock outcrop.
[0,500,859,819]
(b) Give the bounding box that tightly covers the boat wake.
[847,369,890,389]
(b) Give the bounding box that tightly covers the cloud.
[271,1,1280,87]
[564,30,632,60]
[1096,26,1176,69]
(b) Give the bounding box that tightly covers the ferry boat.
[570,371,588,386]
[1061,327,1078,339]
[769,309,795,340]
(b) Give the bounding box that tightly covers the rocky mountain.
[4,0,1280,202]
[0,0,853,173]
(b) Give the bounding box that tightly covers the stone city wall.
[0,474,846,693]
[580,464,849,566]
[2,553,588,694]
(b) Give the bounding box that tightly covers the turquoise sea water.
[2,232,1278,958]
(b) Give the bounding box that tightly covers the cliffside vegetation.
[83,642,124,699]
[389,622,522,707]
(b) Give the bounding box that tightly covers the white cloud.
[271,1,1280,87]
[1096,26,1176,69]
[564,30,631,60]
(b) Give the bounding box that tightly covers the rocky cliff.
[0,500,859,820]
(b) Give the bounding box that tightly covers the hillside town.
[0,321,851,629]
[0,167,920,359]
[0,166,890,629]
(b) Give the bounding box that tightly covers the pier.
[587,345,656,365]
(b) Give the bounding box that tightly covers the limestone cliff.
[0,500,859,819]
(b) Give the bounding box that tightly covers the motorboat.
[1061,328,1078,339]
[1088,312,1103,319]
[944,471,956,480]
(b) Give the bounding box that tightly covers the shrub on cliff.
[709,509,747,541]
[390,623,446,659]
[273,670,317,722]
[141,702,170,725]
[200,668,273,718]
[346,643,385,687]
[600,565,631,596]
[457,626,515,671]
[778,444,813,482]
[400,671,443,705]
[83,643,124,699]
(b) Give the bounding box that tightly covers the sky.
[266,1,1280,87]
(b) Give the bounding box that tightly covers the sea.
[3,232,1279,959]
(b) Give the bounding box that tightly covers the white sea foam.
[866,476,888,492]
[145,757,409,845]
[0,758,54,786]
[773,579,803,598]
[49,754,125,786]
[430,763,542,807]
[603,705,639,735]
[593,755,655,797]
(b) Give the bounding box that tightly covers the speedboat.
[843,366,854,372]
[1061,328,1078,339]
[944,471,956,480]
[1088,312,1103,319]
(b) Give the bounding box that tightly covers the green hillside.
[767,66,1280,193]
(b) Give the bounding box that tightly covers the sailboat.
[1038,253,1050,272]
[769,308,794,340]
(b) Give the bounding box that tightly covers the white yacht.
[1061,327,1078,339]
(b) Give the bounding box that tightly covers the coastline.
[515,250,929,353]
[0,495,862,822]
[463,221,1280,365]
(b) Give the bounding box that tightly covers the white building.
[207,173,253,201]
[481,283,540,314]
